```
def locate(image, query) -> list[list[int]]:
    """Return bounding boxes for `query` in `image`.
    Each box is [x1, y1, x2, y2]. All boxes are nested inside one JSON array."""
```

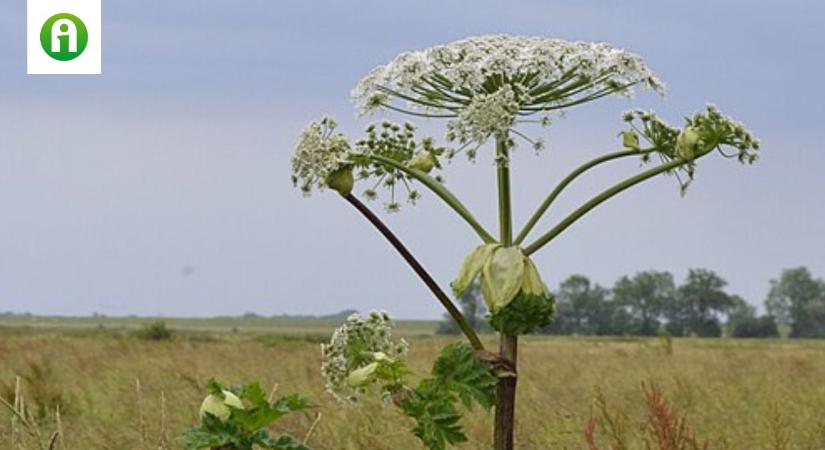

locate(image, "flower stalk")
[[493, 133, 518, 450], [515, 147, 651, 245], [523, 150, 707, 256], [342, 193, 485, 351]]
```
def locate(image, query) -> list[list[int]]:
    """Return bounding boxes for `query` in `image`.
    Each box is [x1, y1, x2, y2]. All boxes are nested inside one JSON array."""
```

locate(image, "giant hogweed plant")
[[291, 35, 760, 450]]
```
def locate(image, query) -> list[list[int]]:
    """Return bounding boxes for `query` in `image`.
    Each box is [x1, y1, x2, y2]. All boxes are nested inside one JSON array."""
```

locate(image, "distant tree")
[[766, 267, 825, 338], [551, 275, 617, 335], [728, 296, 779, 338], [667, 269, 735, 337], [437, 282, 490, 334], [613, 271, 675, 335]]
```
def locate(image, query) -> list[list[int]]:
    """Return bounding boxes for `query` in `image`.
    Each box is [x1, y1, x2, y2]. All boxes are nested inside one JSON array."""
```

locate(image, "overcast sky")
[[1, 1, 823, 318]]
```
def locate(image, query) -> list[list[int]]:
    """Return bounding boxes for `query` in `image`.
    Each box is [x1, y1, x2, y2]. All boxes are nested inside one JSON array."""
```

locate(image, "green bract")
[[481, 247, 525, 312], [451, 244, 500, 297], [325, 167, 355, 195], [453, 245, 549, 313]]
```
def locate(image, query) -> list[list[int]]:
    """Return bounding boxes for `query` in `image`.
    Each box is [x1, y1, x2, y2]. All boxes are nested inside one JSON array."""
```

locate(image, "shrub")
[[135, 321, 173, 341]]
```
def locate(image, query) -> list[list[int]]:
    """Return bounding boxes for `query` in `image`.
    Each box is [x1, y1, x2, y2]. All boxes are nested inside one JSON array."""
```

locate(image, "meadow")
[[2, 319, 825, 450]]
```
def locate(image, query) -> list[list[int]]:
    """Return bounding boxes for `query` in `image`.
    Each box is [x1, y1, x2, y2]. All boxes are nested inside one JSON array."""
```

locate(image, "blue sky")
[[0, 1, 823, 317]]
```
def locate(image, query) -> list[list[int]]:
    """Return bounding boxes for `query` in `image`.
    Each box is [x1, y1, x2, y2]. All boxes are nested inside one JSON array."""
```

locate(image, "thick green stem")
[[342, 193, 485, 351], [523, 156, 695, 256], [493, 135, 518, 450], [366, 154, 496, 244], [514, 148, 648, 245]]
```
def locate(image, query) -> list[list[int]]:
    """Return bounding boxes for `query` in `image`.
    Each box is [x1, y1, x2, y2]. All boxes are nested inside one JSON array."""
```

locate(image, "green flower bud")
[[621, 130, 640, 150], [676, 126, 701, 160], [325, 167, 354, 195], [199, 390, 244, 422], [347, 362, 379, 387], [407, 152, 436, 173]]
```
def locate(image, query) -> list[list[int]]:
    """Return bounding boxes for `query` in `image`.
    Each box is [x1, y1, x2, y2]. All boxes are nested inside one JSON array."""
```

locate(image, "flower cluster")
[[351, 121, 447, 212], [290, 117, 352, 196], [353, 35, 663, 151], [446, 84, 519, 144], [320, 311, 409, 403], [622, 104, 760, 193]]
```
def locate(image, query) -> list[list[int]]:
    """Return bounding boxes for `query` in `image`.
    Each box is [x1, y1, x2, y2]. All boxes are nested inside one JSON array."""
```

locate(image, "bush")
[[730, 316, 779, 338], [135, 321, 173, 341]]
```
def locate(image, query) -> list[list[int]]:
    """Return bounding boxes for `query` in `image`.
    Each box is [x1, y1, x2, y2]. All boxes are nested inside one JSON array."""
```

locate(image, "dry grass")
[[2, 331, 825, 449]]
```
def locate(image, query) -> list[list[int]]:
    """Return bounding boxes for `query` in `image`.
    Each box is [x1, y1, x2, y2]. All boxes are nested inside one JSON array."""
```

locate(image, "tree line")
[[438, 266, 825, 338]]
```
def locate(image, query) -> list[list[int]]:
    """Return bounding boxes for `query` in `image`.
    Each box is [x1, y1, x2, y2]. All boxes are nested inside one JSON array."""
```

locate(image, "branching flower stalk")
[[290, 34, 760, 450], [342, 193, 485, 351]]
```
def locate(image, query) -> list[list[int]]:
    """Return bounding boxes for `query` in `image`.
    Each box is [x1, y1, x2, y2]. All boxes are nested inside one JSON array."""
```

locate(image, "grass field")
[[2, 320, 825, 449]]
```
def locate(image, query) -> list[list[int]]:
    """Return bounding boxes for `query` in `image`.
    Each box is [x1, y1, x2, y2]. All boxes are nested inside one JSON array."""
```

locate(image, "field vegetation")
[[2, 323, 825, 449]]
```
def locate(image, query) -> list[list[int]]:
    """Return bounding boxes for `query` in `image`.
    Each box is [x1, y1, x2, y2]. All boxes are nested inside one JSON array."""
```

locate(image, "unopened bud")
[[325, 167, 354, 195], [347, 362, 379, 387], [621, 130, 640, 150], [199, 390, 244, 422], [676, 127, 701, 160], [407, 152, 436, 173]]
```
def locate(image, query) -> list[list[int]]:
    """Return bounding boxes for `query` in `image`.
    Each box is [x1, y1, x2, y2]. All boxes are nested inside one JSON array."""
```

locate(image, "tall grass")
[[1, 333, 825, 449]]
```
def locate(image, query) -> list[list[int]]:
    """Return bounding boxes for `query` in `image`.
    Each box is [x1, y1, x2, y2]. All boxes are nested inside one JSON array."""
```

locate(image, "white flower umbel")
[[321, 311, 409, 403], [291, 117, 352, 195], [353, 35, 664, 151]]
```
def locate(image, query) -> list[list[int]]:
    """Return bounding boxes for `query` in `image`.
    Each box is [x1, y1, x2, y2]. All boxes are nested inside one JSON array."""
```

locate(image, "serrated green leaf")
[[401, 381, 467, 450], [452, 244, 499, 297], [481, 247, 525, 312], [431, 343, 497, 410]]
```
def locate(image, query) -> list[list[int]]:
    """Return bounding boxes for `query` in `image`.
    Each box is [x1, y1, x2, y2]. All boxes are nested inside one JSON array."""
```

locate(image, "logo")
[[27, 0, 101, 75], [40, 13, 89, 61]]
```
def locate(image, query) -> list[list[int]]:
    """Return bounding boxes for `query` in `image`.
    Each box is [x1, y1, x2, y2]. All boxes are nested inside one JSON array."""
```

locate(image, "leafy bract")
[[481, 246, 525, 312], [451, 244, 500, 297], [521, 258, 549, 297]]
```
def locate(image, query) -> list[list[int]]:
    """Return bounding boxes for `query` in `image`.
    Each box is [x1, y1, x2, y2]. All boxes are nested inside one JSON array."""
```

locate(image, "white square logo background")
[[27, 0, 101, 74]]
